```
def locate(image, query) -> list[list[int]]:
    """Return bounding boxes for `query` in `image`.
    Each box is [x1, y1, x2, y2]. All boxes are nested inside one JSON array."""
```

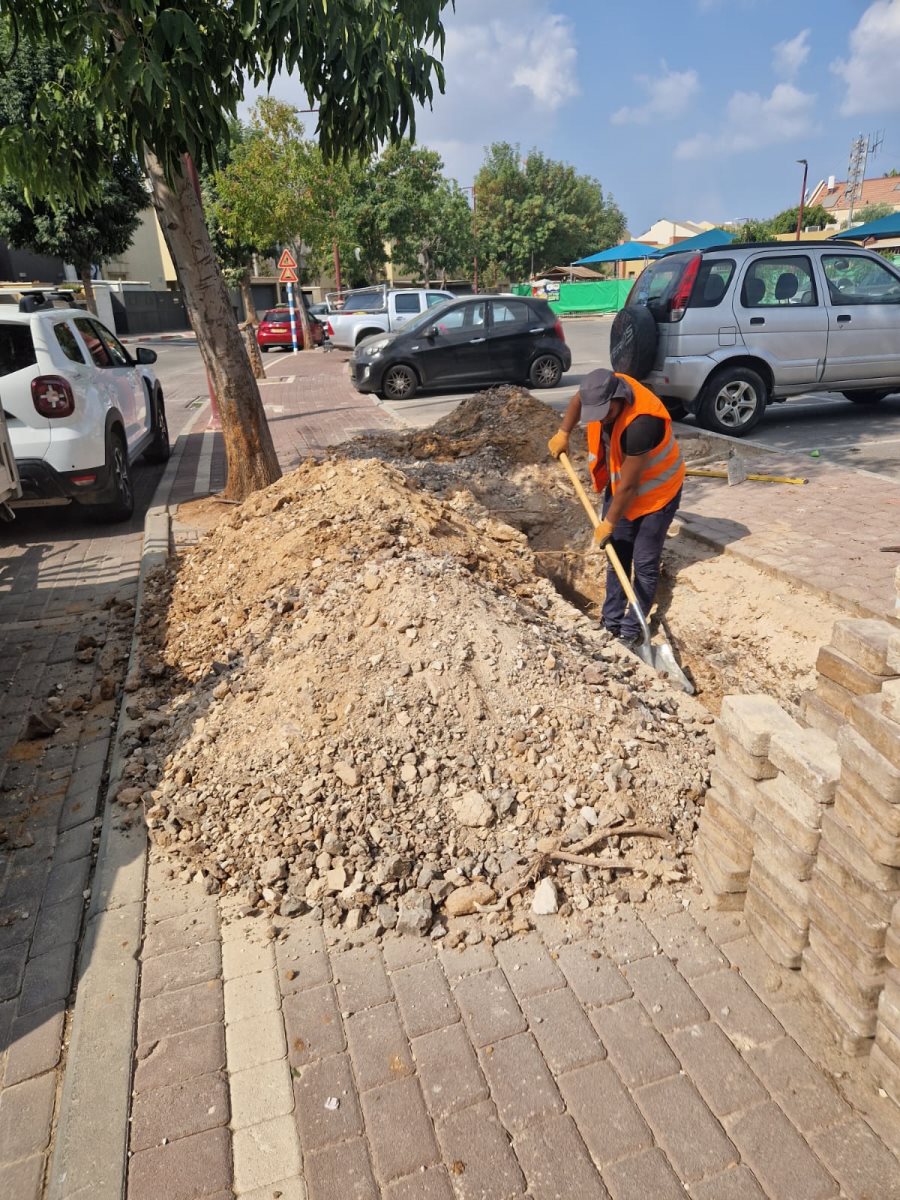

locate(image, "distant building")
[[634, 218, 716, 248], [807, 174, 900, 229], [0, 239, 65, 285], [104, 208, 177, 291]]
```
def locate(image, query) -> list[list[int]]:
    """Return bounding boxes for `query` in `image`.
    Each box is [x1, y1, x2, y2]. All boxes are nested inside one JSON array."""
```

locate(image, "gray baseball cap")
[[579, 369, 632, 424]]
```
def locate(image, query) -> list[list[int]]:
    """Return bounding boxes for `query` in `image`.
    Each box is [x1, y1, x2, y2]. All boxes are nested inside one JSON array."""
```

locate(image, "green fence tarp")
[[511, 280, 632, 313]]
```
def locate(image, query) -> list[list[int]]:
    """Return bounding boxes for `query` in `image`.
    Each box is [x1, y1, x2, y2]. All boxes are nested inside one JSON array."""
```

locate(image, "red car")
[[256, 308, 324, 352]]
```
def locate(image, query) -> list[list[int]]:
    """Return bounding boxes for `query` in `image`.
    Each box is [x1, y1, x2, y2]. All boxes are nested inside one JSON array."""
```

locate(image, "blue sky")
[[264, 1, 900, 238]]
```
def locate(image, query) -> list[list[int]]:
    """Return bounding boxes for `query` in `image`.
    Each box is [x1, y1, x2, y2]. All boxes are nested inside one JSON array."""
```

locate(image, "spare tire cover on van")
[[609, 306, 658, 381]]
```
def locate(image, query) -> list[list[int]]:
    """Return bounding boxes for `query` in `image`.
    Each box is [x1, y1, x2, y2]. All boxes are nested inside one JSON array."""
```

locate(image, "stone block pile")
[[803, 618, 897, 740], [872, 894, 900, 1105], [801, 631, 900, 1055]]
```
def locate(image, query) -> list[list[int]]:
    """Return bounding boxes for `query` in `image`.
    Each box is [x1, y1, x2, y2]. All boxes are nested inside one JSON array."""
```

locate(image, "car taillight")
[[32, 375, 75, 418], [326, 321, 335, 337], [553, 320, 566, 342], [668, 254, 701, 322]]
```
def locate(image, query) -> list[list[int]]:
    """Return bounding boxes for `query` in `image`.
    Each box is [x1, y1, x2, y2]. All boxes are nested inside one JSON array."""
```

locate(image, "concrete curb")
[[47, 418, 198, 1200]]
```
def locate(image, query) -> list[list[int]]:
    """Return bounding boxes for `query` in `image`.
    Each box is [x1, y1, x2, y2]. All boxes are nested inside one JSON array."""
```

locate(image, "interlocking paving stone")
[[743, 1038, 851, 1133], [623, 955, 709, 1033], [589, 998, 681, 1087], [134, 1022, 226, 1093], [592, 909, 659, 963], [558, 1060, 653, 1165], [232, 1115, 302, 1195], [0, 1153, 44, 1200], [142, 906, 219, 959], [642, 909, 728, 978], [809, 1117, 900, 1200], [478, 1031, 565, 1130], [360, 1076, 441, 1182], [30, 895, 84, 957], [522, 986, 607, 1074], [382, 933, 437, 972], [345, 1002, 414, 1091], [275, 922, 332, 994], [390, 959, 458, 1038], [689, 1164, 773, 1199], [453, 967, 527, 1048], [555, 942, 632, 1007], [225, 1010, 287, 1074], [305, 1137, 378, 1200], [668, 1021, 767, 1117], [435, 1099, 526, 1200], [438, 940, 496, 981], [42, 855, 90, 906], [16, 941, 76, 1015], [513, 1113, 609, 1199], [727, 1102, 839, 1200], [221, 937, 275, 980], [692, 970, 784, 1048], [141, 940, 222, 999], [2, 1002, 65, 1085], [332, 944, 392, 1013], [230, 1059, 294, 1130], [293, 1052, 364, 1151], [383, 1164, 455, 1200], [494, 933, 566, 1000], [0, 1070, 56, 1160], [411, 1020, 489, 1119], [633, 1073, 738, 1182], [130, 1071, 230, 1151], [601, 1147, 687, 1200], [138, 978, 224, 1044], [283, 983, 346, 1068], [0, 942, 28, 1001]]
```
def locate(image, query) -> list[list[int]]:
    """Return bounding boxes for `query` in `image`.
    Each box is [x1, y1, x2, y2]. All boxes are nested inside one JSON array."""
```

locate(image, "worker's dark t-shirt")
[[621, 415, 666, 456]]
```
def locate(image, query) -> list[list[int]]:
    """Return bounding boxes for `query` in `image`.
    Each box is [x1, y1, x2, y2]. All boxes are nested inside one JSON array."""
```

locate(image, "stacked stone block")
[[746, 727, 840, 969], [803, 618, 898, 740], [872, 894, 900, 1105], [693, 695, 798, 911], [801, 632, 900, 1056]]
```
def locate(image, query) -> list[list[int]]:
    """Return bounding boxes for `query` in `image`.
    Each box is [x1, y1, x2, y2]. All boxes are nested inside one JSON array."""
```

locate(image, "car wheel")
[[843, 389, 889, 404], [698, 366, 767, 437], [529, 354, 563, 389], [609, 306, 658, 379], [144, 391, 171, 464], [259, 345, 268, 353], [93, 430, 134, 523], [382, 365, 418, 400]]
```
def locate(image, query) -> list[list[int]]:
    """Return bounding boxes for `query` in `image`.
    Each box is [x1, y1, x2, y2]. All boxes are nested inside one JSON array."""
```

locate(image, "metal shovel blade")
[[638, 640, 694, 694]]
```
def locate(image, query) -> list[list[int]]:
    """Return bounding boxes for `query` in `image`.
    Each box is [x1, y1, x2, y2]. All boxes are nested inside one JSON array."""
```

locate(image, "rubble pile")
[[127, 456, 713, 939]]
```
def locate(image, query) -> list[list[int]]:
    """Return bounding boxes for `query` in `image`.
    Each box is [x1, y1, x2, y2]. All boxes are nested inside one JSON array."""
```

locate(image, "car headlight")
[[362, 338, 390, 357]]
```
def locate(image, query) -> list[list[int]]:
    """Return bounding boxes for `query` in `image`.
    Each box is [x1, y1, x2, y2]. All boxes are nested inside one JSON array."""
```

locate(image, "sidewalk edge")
[[47, 421, 196, 1200]]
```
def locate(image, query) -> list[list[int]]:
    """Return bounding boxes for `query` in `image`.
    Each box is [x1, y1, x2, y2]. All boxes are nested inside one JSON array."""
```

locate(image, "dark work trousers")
[[601, 488, 682, 639]]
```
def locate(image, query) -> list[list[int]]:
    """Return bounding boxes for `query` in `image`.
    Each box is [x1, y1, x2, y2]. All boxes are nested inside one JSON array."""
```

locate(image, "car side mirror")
[[426, 325, 440, 339], [135, 347, 157, 365]]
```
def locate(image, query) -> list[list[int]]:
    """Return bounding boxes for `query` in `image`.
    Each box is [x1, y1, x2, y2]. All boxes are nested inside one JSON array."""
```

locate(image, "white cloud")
[[773, 29, 810, 79], [509, 15, 579, 110], [675, 82, 816, 159], [833, 0, 900, 116], [611, 65, 700, 125]]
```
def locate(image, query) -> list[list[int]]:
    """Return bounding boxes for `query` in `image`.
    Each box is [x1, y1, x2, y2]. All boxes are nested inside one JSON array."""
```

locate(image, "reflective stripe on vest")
[[586, 374, 685, 519]]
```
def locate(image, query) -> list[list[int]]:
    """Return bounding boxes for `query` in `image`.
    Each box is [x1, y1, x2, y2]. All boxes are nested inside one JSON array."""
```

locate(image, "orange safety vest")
[[586, 374, 685, 519]]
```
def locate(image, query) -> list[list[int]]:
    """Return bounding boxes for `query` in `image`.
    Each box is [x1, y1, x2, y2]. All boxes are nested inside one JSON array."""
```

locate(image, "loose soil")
[[128, 386, 849, 941]]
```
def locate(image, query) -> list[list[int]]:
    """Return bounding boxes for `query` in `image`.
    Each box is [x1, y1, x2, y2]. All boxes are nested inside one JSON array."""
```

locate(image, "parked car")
[[256, 307, 324, 352], [0, 296, 169, 521], [326, 285, 454, 350], [610, 241, 900, 435], [0, 402, 21, 516], [349, 294, 571, 400]]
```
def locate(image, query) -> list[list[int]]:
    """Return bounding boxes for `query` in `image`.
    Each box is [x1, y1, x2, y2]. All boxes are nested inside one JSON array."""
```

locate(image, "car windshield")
[[263, 311, 290, 323], [402, 300, 455, 333]]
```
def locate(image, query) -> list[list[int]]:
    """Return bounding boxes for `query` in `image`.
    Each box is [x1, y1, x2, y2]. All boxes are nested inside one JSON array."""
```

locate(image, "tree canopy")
[[473, 143, 626, 280]]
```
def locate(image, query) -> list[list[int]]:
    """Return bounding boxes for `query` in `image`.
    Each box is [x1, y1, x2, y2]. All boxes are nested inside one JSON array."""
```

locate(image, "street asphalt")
[[150, 319, 900, 482]]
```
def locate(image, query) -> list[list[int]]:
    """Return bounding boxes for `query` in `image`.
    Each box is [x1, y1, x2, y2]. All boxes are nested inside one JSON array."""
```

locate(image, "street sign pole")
[[286, 282, 299, 353]]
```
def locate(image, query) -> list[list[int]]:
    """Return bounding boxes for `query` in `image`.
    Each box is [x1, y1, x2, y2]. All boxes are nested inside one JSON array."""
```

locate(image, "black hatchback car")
[[348, 294, 571, 400]]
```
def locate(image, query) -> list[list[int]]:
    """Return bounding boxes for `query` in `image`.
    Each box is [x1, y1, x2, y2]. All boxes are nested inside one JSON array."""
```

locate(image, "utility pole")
[[845, 130, 883, 226], [795, 159, 808, 240]]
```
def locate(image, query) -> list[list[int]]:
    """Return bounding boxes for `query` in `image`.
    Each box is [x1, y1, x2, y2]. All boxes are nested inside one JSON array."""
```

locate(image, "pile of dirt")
[[127, 456, 712, 941]]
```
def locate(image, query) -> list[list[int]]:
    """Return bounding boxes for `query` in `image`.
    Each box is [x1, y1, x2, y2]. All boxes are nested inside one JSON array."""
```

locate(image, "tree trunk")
[[144, 149, 280, 500], [79, 265, 97, 316], [241, 323, 266, 380], [290, 262, 314, 352], [239, 269, 258, 325]]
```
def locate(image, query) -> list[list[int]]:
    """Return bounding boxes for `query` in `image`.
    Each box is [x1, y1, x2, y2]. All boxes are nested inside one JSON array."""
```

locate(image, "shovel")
[[557, 452, 694, 695]]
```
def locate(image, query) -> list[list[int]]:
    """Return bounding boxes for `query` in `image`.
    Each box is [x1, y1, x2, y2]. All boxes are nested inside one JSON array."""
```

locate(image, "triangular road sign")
[[278, 248, 298, 269], [279, 266, 299, 284]]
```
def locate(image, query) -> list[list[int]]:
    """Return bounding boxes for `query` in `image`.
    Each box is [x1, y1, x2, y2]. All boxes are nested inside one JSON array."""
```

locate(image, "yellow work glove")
[[593, 519, 615, 549], [547, 429, 570, 459]]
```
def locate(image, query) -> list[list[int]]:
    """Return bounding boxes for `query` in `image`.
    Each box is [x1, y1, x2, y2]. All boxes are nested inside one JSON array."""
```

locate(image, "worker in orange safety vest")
[[548, 367, 685, 647]]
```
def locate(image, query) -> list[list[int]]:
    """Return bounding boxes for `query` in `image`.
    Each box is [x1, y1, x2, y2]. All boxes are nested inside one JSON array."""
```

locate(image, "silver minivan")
[[610, 242, 900, 436]]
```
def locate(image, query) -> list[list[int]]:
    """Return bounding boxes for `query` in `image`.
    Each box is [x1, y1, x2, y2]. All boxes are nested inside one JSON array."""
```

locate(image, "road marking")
[[260, 376, 294, 385], [785, 436, 900, 452], [194, 430, 215, 495], [264, 405, 285, 416]]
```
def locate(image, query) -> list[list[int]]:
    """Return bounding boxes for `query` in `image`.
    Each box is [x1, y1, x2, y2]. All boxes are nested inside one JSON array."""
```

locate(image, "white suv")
[[0, 299, 169, 520]]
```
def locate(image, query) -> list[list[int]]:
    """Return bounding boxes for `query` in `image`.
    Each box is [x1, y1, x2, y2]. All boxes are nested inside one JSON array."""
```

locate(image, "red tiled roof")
[[809, 175, 900, 211]]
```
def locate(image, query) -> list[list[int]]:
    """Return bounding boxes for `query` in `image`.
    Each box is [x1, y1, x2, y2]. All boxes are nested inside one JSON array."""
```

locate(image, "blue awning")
[[831, 212, 900, 240], [573, 240, 658, 265], [652, 228, 735, 256]]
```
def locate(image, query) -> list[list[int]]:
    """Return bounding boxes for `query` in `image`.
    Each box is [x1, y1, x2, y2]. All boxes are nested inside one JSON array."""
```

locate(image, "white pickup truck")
[[325, 285, 454, 350]]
